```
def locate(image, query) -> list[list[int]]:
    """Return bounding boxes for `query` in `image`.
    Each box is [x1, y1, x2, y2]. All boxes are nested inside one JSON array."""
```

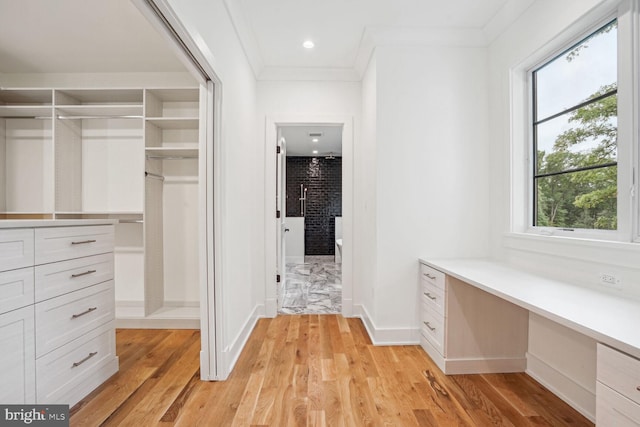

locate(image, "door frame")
[[264, 115, 354, 317], [133, 0, 225, 380]]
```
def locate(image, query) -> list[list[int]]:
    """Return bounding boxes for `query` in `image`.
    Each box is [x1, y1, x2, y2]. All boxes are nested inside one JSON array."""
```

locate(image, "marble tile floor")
[[279, 256, 342, 315]]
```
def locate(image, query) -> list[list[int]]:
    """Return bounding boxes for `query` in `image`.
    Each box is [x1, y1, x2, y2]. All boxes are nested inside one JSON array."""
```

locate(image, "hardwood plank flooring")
[[70, 315, 594, 426]]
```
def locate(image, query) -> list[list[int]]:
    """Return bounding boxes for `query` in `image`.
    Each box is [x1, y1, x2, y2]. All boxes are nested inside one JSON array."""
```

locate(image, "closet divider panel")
[[54, 116, 82, 213], [0, 119, 5, 213], [144, 160, 165, 316]]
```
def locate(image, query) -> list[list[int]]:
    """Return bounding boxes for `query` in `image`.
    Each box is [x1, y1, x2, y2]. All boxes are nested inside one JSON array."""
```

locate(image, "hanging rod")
[[57, 115, 143, 120], [119, 219, 143, 224], [145, 171, 165, 181], [0, 116, 51, 120], [146, 155, 198, 160]]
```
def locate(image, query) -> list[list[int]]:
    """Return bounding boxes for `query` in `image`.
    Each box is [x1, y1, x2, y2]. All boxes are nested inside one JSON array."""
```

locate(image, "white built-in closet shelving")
[[0, 87, 201, 327]]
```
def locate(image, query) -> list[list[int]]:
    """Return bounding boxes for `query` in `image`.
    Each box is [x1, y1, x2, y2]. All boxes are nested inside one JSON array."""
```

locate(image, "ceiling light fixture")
[[312, 138, 319, 142], [303, 40, 315, 49], [312, 150, 318, 154]]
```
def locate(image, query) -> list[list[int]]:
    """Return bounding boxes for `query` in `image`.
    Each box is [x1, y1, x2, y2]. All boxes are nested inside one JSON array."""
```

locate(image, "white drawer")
[[596, 381, 640, 426], [420, 263, 445, 291], [35, 253, 114, 303], [421, 303, 444, 356], [34, 225, 114, 265], [421, 280, 445, 316], [598, 344, 640, 406], [36, 321, 117, 406], [0, 267, 34, 314], [0, 305, 36, 404], [35, 280, 114, 358], [0, 229, 34, 272]]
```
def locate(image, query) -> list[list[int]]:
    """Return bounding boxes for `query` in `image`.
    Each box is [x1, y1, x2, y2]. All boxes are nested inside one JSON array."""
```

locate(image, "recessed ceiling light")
[[312, 150, 318, 154], [312, 138, 319, 143], [303, 40, 315, 49]]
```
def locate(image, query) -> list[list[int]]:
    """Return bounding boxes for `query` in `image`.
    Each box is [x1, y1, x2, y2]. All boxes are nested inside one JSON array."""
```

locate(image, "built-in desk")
[[419, 258, 640, 425]]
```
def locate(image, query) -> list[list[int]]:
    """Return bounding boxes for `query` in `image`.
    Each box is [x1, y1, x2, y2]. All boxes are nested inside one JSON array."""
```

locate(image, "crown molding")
[[483, 0, 536, 44], [223, 0, 265, 79], [258, 66, 360, 82]]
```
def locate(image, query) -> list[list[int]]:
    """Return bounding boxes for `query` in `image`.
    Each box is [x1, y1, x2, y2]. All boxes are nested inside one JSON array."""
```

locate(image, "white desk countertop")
[[420, 258, 640, 360], [0, 220, 117, 229]]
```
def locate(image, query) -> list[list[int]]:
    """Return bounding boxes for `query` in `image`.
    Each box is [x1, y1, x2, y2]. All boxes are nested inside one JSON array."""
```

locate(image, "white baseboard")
[[219, 303, 264, 379], [341, 298, 353, 317], [265, 297, 277, 317], [526, 352, 596, 422], [353, 304, 420, 345]]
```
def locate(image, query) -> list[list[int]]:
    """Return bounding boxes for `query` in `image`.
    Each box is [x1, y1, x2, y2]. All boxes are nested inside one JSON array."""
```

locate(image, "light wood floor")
[[70, 315, 594, 426]]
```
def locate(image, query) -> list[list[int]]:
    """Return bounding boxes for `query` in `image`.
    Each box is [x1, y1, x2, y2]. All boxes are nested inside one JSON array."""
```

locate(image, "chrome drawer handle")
[[71, 239, 96, 245], [71, 307, 97, 319], [423, 321, 436, 331], [423, 292, 436, 300], [423, 273, 436, 280], [71, 269, 97, 278], [637, 386, 640, 392], [72, 352, 98, 368]]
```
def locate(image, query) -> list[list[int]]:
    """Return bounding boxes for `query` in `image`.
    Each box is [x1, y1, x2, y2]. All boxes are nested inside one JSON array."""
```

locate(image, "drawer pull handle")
[[71, 307, 97, 319], [72, 352, 98, 368], [71, 269, 97, 278], [637, 386, 640, 392], [423, 273, 436, 280], [423, 321, 436, 331], [423, 292, 437, 300], [71, 239, 97, 245]]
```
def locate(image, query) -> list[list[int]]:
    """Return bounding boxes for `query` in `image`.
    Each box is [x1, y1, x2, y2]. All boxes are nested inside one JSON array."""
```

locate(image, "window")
[[532, 21, 618, 231]]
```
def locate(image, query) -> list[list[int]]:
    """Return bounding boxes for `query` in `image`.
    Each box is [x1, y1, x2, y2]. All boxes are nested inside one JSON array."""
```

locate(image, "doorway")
[[277, 125, 343, 314]]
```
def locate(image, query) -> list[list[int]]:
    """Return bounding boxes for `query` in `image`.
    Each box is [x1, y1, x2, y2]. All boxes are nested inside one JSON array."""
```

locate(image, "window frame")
[[518, 1, 638, 243]]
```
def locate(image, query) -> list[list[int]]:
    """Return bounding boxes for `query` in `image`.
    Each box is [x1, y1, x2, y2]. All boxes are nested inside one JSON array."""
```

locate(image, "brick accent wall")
[[286, 156, 342, 255]]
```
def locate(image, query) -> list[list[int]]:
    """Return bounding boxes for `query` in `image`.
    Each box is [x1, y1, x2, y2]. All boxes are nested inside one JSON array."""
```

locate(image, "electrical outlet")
[[600, 273, 622, 289]]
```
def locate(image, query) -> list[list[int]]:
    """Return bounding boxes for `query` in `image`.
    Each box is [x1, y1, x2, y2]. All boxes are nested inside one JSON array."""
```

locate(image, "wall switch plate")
[[599, 273, 622, 289]]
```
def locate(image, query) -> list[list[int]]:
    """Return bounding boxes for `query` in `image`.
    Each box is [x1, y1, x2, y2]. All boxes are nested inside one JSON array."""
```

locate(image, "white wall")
[[358, 53, 378, 321], [360, 44, 492, 342], [487, 0, 640, 419], [168, 0, 259, 376]]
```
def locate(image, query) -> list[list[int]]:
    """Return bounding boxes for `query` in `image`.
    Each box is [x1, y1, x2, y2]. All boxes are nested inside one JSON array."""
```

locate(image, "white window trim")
[[509, 0, 639, 243]]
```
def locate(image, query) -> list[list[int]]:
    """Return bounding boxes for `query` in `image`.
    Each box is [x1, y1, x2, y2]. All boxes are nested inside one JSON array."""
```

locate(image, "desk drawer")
[[597, 344, 640, 406], [420, 263, 445, 291], [596, 381, 640, 426], [35, 280, 114, 358], [0, 229, 34, 272], [35, 253, 114, 303], [421, 280, 445, 315], [0, 267, 34, 314], [35, 226, 114, 265], [36, 321, 116, 405], [421, 303, 444, 356]]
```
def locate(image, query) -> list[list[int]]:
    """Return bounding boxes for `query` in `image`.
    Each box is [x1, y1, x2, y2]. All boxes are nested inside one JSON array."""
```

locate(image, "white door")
[[276, 134, 287, 311]]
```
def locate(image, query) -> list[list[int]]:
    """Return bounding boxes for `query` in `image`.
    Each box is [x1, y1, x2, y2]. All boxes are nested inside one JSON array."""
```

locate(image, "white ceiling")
[[281, 125, 342, 157], [0, 0, 532, 78], [228, 0, 533, 79], [0, 0, 185, 73]]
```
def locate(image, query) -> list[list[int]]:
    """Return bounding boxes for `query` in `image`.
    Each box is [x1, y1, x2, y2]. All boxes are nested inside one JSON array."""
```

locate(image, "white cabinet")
[[597, 344, 640, 425], [419, 261, 529, 374], [0, 222, 118, 407]]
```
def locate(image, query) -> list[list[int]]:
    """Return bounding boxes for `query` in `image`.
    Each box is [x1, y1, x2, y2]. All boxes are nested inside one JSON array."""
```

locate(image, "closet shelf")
[[145, 147, 198, 158], [56, 104, 143, 118], [145, 117, 198, 129], [0, 105, 53, 118]]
